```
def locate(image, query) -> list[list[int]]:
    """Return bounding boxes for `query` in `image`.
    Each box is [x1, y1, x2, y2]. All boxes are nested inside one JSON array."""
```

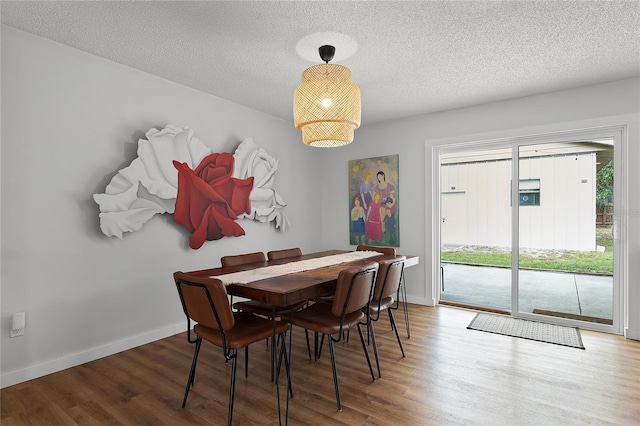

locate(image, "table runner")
[[214, 251, 381, 285]]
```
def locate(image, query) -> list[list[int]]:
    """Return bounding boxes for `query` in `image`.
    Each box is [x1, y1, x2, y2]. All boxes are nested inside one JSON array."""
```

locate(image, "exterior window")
[[519, 179, 540, 206]]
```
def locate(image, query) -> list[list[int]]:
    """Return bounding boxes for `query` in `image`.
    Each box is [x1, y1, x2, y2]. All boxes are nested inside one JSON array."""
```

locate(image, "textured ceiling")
[[2, 1, 639, 125]]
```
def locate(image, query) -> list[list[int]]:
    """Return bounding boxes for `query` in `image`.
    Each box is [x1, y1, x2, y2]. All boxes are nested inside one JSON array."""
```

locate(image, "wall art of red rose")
[[173, 153, 254, 249]]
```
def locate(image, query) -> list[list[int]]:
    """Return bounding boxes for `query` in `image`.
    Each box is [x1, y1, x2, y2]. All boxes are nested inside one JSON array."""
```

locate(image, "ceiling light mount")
[[318, 45, 335, 64], [293, 45, 361, 148]]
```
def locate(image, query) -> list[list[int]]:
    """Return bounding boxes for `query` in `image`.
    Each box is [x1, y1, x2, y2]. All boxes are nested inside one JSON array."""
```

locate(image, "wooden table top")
[[186, 250, 414, 307]]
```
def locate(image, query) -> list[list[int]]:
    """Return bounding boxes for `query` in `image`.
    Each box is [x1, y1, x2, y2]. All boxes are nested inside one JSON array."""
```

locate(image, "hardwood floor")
[[2, 305, 639, 425]]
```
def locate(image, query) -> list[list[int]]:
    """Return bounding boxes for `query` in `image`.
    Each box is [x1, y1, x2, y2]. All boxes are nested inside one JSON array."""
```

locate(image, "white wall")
[[0, 26, 324, 387], [320, 77, 640, 339]]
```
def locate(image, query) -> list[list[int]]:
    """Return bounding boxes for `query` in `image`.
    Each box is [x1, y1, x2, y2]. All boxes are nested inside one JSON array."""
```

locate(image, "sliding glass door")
[[514, 137, 618, 330], [440, 147, 512, 312], [436, 127, 623, 333]]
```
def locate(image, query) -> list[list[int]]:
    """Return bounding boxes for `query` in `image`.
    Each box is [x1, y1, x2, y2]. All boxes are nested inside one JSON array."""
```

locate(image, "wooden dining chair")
[[220, 251, 267, 312], [221, 251, 266, 318], [221, 251, 266, 267], [221, 252, 266, 312], [229, 248, 304, 382], [173, 272, 290, 426], [356, 244, 410, 338], [220, 250, 264, 324], [288, 262, 379, 412], [356, 244, 396, 255], [366, 256, 406, 378], [267, 247, 302, 261]]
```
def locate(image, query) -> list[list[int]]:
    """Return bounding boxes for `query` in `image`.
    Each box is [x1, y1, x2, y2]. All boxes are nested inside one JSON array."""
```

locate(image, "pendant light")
[[293, 45, 361, 147]]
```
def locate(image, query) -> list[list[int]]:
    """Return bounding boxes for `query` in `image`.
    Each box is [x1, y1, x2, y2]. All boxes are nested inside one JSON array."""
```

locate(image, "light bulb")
[[321, 98, 332, 108]]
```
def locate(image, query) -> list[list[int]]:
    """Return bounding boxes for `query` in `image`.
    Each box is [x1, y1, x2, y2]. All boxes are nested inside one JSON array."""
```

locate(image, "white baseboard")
[[624, 326, 640, 341], [0, 321, 186, 389]]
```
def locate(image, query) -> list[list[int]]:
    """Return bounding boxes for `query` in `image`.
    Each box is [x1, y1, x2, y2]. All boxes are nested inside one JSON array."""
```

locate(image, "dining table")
[[187, 249, 418, 308], [185, 249, 418, 425]]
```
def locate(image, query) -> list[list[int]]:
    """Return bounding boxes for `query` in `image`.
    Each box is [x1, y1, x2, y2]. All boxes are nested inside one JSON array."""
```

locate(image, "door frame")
[[430, 123, 628, 334]]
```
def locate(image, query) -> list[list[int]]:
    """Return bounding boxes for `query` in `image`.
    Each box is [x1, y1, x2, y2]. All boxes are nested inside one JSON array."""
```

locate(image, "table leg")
[[400, 269, 410, 338], [275, 318, 293, 426], [271, 306, 276, 382], [286, 316, 293, 425]]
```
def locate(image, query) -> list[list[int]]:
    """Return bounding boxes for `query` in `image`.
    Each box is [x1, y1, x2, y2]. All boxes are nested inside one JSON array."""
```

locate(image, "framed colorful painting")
[[348, 154, 399, 247]]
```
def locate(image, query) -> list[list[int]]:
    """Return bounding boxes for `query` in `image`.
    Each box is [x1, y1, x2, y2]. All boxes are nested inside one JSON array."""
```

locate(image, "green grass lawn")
[[441, 226, 614, 275]]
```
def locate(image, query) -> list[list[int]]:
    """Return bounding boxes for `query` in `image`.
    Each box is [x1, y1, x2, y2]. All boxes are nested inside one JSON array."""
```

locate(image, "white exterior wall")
[[441, 153, 596, 251]]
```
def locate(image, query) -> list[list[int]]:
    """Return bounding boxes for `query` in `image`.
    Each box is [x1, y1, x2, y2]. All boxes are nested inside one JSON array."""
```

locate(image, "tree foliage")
[[596, 160, 613, 212]]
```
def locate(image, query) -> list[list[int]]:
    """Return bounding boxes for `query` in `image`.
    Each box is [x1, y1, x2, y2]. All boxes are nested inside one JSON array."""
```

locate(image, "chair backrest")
[[332, 262, 379, 318], [174, 272, 235, 331], [373, 256, 406, 301], [356, 245, 396, 256], [267, 248, 302, 261], [221, 251, 266, 267]]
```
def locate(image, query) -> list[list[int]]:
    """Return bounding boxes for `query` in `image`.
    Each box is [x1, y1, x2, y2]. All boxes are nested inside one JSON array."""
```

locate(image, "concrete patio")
[[440, 262, 613, 323]]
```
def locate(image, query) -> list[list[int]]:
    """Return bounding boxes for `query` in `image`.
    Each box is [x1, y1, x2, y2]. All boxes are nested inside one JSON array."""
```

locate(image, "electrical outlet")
[[10, 312, 25, 337]]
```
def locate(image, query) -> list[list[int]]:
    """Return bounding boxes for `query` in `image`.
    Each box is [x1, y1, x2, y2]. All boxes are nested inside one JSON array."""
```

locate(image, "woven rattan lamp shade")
[[294, 63, 361, 147]]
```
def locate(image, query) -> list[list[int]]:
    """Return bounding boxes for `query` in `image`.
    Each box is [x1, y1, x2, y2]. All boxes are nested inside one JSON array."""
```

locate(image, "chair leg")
[[245, 346, 249, 378], [368, 321, 381, 378], [319, 333, 326, 359], [328, 338, 342, 412], [305, 329, 312, 360], [275, 337, 282, 425], [388, 310, 406, 357], [182, 337, 202, 408], [275, 332, 293, 399], [228, 350, 238, 426], [287, 323, 294, 420], [315, 332, 325, 360], [356, 324, 376, 382], [274, 333, 290, 425], [287, 322, 294, 404], [270, 334, 276, 382], [401, 271, 411, 338]]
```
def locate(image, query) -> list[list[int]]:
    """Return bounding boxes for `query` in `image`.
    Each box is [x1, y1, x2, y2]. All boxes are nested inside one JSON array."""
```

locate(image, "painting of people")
[[348, 154, 399, 247]]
